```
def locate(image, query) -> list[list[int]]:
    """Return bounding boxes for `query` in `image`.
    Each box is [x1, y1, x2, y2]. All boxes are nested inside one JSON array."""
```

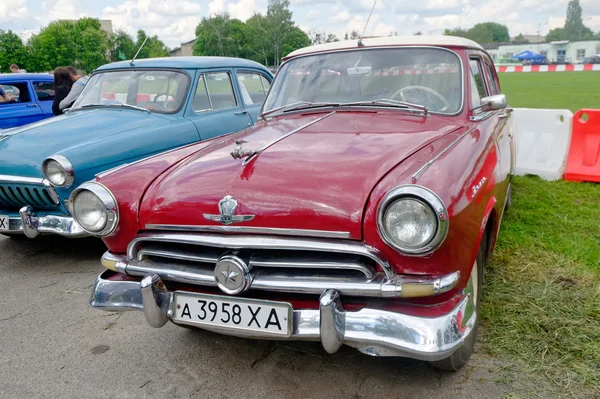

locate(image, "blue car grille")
[[0, 184, 58, 210]]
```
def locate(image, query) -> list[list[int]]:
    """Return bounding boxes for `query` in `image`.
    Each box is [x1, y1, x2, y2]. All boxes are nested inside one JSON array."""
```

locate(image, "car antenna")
[[130, 36, 149, 66], [358, 0, 378, 47]]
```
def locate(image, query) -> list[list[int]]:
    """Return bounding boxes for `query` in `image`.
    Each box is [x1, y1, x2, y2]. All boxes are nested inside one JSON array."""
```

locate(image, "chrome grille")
[[0, 183, 58, 209], [122, 233, 396, 296]]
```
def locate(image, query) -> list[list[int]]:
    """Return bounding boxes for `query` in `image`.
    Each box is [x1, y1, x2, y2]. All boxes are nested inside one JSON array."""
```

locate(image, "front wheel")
[[430, 241, 484, 371]]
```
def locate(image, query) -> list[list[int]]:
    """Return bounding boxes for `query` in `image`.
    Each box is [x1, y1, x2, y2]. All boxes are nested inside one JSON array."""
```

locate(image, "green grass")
[[499, 72, 600, 112], [482, 176, 600, 393]]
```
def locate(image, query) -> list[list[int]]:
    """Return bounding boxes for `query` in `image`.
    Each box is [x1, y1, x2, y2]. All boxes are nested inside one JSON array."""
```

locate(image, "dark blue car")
[[0, 57, 272, 238], [0, 73, 55, 129]]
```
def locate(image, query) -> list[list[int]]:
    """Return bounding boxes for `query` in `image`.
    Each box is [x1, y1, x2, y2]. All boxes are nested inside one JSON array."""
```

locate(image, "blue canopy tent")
[[512, 50, 546, 64]]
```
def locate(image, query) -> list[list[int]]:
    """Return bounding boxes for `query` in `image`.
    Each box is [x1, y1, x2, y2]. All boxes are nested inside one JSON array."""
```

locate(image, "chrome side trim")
[[144, 224, 352, 239], [126, 232, 394, 278], [0, 174, 44, 185], [90, 270, 475, 360], [137, 248, 219, 263], [243, 111, 336, 165], [411, 125, 477, 183]]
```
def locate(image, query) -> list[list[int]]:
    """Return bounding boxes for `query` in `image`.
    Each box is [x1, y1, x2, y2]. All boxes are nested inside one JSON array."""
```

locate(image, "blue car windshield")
[[72, 70, 189, 114]]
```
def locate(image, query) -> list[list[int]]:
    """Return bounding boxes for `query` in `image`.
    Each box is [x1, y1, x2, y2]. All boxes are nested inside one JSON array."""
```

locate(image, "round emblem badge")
[[214, 255, 251, 295]]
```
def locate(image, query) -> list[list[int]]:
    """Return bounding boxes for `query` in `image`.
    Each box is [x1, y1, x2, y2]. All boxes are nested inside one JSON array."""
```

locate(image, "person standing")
[[52, 67, 74, 116], [59, 67, 89, 111]]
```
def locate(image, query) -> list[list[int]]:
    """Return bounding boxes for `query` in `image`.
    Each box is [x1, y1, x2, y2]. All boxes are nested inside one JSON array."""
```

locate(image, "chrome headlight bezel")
[[42, 154, 74, 188], [376, 185, 449, 256], [69, 182, 119, 237]]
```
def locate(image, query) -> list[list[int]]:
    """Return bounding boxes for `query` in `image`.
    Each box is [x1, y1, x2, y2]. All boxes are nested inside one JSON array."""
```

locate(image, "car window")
[[469, 59, 488, 111], [482, 62, 499, 95], [263, 48, 462, 115], [33, 81, 55, 101], [205, 72, 237, 110], [72, 70, 189, 114], [0, 83, 30, 104], [237, 72, 270, 105], [193, 72, 237, 112]]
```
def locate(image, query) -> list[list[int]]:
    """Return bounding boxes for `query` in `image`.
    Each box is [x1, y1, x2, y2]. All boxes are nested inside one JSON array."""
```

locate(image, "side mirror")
[[479, 94, 507, 112]]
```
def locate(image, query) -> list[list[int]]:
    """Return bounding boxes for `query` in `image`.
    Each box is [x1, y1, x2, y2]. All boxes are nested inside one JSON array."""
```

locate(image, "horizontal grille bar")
[[128, 232, 393, 278]]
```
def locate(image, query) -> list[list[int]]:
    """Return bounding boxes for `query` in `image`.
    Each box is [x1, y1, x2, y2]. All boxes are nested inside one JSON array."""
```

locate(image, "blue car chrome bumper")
[[1, 206, 87, 238]]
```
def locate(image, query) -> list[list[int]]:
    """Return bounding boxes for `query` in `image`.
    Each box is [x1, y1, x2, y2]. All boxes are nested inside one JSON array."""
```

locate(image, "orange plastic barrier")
[[137, 93, 151, 103], [564, 109, 600, 183]]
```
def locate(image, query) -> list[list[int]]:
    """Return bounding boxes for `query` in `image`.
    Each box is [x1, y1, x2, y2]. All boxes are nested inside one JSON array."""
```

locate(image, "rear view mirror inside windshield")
[[347, 66, 372, 76]]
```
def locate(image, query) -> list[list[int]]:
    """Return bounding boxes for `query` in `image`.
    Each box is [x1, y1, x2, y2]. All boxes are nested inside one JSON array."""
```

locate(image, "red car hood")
[[140, 111, 461, 239]]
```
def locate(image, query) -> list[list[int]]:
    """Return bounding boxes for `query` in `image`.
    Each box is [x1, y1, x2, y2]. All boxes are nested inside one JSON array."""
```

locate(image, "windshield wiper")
[[73, 103, 152, 113], [342, 99, 428, 114], [261, 101, 341, 118]]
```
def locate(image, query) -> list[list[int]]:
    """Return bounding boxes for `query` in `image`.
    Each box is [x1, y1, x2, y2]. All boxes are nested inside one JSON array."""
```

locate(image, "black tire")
[[430, 239, 485, 371]]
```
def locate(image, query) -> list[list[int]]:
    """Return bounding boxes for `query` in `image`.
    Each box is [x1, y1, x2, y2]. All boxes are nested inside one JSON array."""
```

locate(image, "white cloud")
[[209, 0, 226, 16], [228, 0, 259, 20], [42, 0, 85, 21], [330, 9, 351, 24], [0, 0, 27, 22], [305, 10, 321, 21]]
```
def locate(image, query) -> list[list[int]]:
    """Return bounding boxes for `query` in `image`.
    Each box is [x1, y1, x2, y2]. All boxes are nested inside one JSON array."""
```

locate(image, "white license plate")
[[0, 215, 8, 231], [173, 292, 293, 337]]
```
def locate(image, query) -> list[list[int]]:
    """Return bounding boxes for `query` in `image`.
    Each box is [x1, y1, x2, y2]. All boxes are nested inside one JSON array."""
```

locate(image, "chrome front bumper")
[[2, 205, 87, 238], [91, 270, 476, 361]]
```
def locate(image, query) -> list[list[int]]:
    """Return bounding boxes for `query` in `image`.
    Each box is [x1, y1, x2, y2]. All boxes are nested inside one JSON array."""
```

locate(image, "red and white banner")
[[496, 64, 600, 73]]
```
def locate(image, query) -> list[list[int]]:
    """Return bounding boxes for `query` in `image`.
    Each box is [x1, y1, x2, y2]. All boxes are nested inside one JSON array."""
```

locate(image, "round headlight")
[[42, 155, 74, 187], [73, 191, 107, 232], [70, 182, 118, 236], [377, 185, 448, 255]]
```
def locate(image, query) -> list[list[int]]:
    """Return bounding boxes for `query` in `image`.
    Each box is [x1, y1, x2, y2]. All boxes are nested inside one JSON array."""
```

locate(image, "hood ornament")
[[231, 139, 256, 160], [203, 195, 255, 225]]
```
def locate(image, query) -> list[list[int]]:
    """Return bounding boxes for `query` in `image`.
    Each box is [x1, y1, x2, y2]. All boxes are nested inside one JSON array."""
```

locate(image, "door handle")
[[235, 110, 248, 115], [26, 104, 38, 108]]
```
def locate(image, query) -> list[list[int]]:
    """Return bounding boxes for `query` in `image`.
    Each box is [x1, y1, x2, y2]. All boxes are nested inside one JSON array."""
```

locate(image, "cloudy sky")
[[2, 0, 600, 48]]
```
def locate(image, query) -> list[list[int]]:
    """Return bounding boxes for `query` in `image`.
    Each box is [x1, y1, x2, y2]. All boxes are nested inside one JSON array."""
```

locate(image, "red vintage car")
[[77, 36, 514, 370]]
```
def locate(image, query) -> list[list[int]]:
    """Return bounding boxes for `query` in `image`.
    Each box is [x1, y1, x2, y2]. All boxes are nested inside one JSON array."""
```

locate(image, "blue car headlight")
[[42, 155, 74, 187]]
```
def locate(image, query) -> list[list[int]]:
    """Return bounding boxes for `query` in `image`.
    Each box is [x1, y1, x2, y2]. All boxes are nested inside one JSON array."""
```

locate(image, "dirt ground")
[[0, 235, 538, 399]]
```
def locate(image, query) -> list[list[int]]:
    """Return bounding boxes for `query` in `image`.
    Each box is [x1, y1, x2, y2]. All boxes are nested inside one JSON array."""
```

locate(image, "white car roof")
[[286, 36, 484, 59]]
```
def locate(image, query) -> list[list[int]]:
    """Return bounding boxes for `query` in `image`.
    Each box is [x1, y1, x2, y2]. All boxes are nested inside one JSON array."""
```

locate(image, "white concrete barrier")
[[513, 108, 573, 181]]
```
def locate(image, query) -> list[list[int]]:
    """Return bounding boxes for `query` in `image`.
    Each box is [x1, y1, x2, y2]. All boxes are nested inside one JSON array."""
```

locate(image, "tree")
[[0, 30, 28, 73], [281, 26, 311, 56], [135, 30, 169, 59], [309, 30, 339, 45], [245, 14, 271, 65], [513, 33, 528, 42], [73, 18, 110, 73], [444, 23, 509, 44], [266, 0, 294, 67], [565, 0, 584, 40], [344, 30, 360, 40], [546, 27, 566, 42], [414, 31, 423, 36], [111, 30, 136, 61]]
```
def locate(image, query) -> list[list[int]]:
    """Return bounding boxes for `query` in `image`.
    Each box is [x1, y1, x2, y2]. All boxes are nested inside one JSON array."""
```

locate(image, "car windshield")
[[263, 48, 462, 115], [72, 70, 189, 114]]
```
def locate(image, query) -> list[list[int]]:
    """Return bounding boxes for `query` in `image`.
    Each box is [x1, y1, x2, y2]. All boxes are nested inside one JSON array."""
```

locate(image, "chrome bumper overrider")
[[2, 206, 88, 238], [90, 270, 476, 361]]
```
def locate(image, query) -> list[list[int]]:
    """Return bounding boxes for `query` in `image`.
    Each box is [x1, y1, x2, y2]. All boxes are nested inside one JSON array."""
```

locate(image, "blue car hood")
[[0, 109, 173, 177]]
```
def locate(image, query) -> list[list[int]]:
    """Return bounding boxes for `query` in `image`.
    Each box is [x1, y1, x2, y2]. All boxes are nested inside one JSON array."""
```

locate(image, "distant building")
[[170, 38, 196, 57], [487, 39, 600, 63]]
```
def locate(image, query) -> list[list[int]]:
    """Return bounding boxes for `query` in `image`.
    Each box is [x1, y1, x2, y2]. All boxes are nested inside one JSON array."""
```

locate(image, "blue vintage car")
[[0, 57, 272, 238], [0, 73, 55, 129]]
